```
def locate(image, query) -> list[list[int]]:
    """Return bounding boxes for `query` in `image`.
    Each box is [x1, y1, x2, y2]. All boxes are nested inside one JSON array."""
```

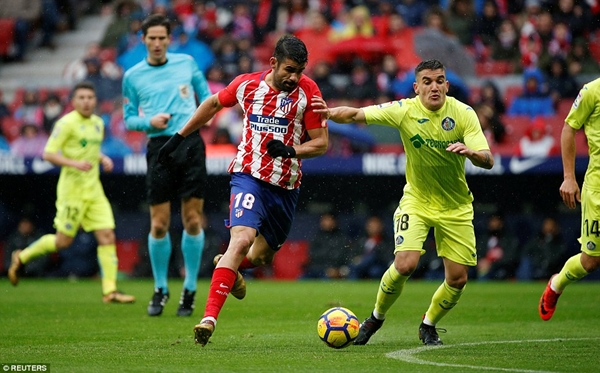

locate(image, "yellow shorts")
[[393, 197, 477, 266], [54, 194, 115, 237], [579, 185, 600, 257]]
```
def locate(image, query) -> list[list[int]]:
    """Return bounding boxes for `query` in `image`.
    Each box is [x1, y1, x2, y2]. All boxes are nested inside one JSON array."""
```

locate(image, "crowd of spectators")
[[2, 0, 600, 158]]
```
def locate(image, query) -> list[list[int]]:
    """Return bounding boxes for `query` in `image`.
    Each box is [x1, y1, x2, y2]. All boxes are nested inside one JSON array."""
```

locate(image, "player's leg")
[[147, 202, 172, 315], [355, 200, 429, 345], [194, 225, 257, 346], [84, 195, 134, 304], [178, 197, 205, 316], [9, 198, 79, 286], [420, 204, 475, 345], [540, 185, 600, 320]]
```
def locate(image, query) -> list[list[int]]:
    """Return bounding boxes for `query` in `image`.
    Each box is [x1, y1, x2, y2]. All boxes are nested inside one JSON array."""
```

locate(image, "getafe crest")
[[441, 117, 455, 131]]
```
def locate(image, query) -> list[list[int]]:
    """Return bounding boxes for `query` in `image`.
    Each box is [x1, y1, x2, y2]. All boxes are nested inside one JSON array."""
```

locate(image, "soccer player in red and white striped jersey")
[[158, 34, 329, 346]]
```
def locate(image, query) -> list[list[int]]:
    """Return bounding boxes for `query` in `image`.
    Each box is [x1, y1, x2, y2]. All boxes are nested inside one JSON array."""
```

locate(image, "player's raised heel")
[[103, 291, 136, 304], [354, 314, 384, 345], [194, 321, 215, 347], [8, 250, 23, 286], [213, 254, 247, 300]]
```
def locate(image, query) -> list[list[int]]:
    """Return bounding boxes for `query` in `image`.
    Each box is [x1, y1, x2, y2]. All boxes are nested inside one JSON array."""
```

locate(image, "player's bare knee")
[[394, 261, 417, 276]]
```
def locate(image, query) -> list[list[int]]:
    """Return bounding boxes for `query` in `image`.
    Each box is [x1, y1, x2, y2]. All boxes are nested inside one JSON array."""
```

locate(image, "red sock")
[[203, 267, 237, 320], [238, 257, 256, 270]]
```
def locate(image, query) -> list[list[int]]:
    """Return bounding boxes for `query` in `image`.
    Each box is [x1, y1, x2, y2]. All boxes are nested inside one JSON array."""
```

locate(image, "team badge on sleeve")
[[441, 117, 456, 131]]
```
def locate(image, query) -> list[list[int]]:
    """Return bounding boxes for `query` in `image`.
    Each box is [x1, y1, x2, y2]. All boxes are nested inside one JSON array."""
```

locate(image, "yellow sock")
[[19, 235, 57, 264], [553, 254, 589, 293], [98, 244, 118, 295], [425, 281, 464, 325], [374, 264, 410, 317]]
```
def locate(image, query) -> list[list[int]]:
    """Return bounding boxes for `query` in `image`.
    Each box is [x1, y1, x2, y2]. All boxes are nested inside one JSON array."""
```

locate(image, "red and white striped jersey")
[[217, 70, 325, 190]]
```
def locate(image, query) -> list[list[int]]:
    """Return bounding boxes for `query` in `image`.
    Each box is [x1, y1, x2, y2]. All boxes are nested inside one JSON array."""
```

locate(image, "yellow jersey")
[[45, 110, 105, 200], [565, 78, 600, 191], [363, 96, 489, 210]]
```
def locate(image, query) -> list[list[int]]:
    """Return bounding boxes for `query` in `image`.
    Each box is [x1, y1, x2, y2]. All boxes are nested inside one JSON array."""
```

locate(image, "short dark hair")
[[273, 34, 308, 65], [72, 81, 96, 95], [141, 14, 171, 36], [415, 59, 445, 76]]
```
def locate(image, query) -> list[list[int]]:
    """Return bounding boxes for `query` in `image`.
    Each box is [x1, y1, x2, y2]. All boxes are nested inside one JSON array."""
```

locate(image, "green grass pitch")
[[1, 278, 599, 373]]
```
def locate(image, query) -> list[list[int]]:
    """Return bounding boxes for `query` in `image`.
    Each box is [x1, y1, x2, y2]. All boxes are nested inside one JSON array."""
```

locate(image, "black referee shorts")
[[146, 131, 207, 205]]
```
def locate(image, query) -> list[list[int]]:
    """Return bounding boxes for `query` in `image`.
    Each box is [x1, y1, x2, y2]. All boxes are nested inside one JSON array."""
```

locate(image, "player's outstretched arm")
[[179, 94, 223, 137], [157, 94, 223, 164], [311, 96, 366, 124]]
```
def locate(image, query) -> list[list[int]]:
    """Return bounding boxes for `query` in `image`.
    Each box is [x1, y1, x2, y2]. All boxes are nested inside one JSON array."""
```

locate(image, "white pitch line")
[[385, 337, 600, 373]]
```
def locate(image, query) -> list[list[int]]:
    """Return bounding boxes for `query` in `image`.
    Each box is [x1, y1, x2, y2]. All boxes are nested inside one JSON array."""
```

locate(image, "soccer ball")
[[317, 307, 360, 349]]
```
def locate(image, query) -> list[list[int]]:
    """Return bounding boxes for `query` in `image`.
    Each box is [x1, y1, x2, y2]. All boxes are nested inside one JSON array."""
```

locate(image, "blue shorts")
[[226, 172, 299, 251]]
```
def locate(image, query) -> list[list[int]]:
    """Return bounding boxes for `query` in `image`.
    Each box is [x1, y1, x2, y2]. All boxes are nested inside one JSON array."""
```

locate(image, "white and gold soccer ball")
[[317, 307, 360, 349]]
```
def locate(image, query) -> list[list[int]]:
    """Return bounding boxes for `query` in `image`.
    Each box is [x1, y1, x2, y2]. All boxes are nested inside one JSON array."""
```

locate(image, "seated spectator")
[[413, 6, 475, 78], [330, 5, 375, 42], [489, 18, 521, 72], [213, 36, 241, 82], [63, 42, 122, 86], [227, 2, 254, 40], [294, 10, 334, 75], [475, 80, 506, 116], [205, 65, 226, 94], [476, 213, 520, 280], [523, 216, 567, 280], [474, 0, 504, 47], [475, 103, 506, 146], [348, 215, 389, 280], [116, 10, 144, 56], [82, 57, 121, 102], [310, 61, 339, 101], [100, 0, 138, 49], [0, 0, 41, 62], [169, 27, 214, 73], [14, 90, 43, 128], [546, 56, 579, 110], [3, 216, 50, 277], [396, 0, 429, 27], [10, 123, 49, 157], [513, 116, 560, 158], [39, 0, 59, 50], [345, 61, 378, 105], [447, 0, 475, 46], [507, 68, 555, 117], [302, 212, 352, 279], [567, 38, 600, 75], [41, 93, 64, 134], [0, 89, 10, 126]]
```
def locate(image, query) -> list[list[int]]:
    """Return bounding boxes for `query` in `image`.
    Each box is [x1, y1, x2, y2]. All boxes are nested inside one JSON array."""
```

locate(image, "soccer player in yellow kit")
[[539, 78, 600, 320], [8, 81, 135, 304], [314, 59, 494, 345]]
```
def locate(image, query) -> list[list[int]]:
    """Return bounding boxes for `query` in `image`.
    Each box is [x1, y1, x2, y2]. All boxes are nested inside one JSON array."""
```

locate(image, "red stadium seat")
[[272, 240, 309, 280], [2, 116, 21, 142], [476, 60, 514, 76], [0, 18, 15, 56]]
